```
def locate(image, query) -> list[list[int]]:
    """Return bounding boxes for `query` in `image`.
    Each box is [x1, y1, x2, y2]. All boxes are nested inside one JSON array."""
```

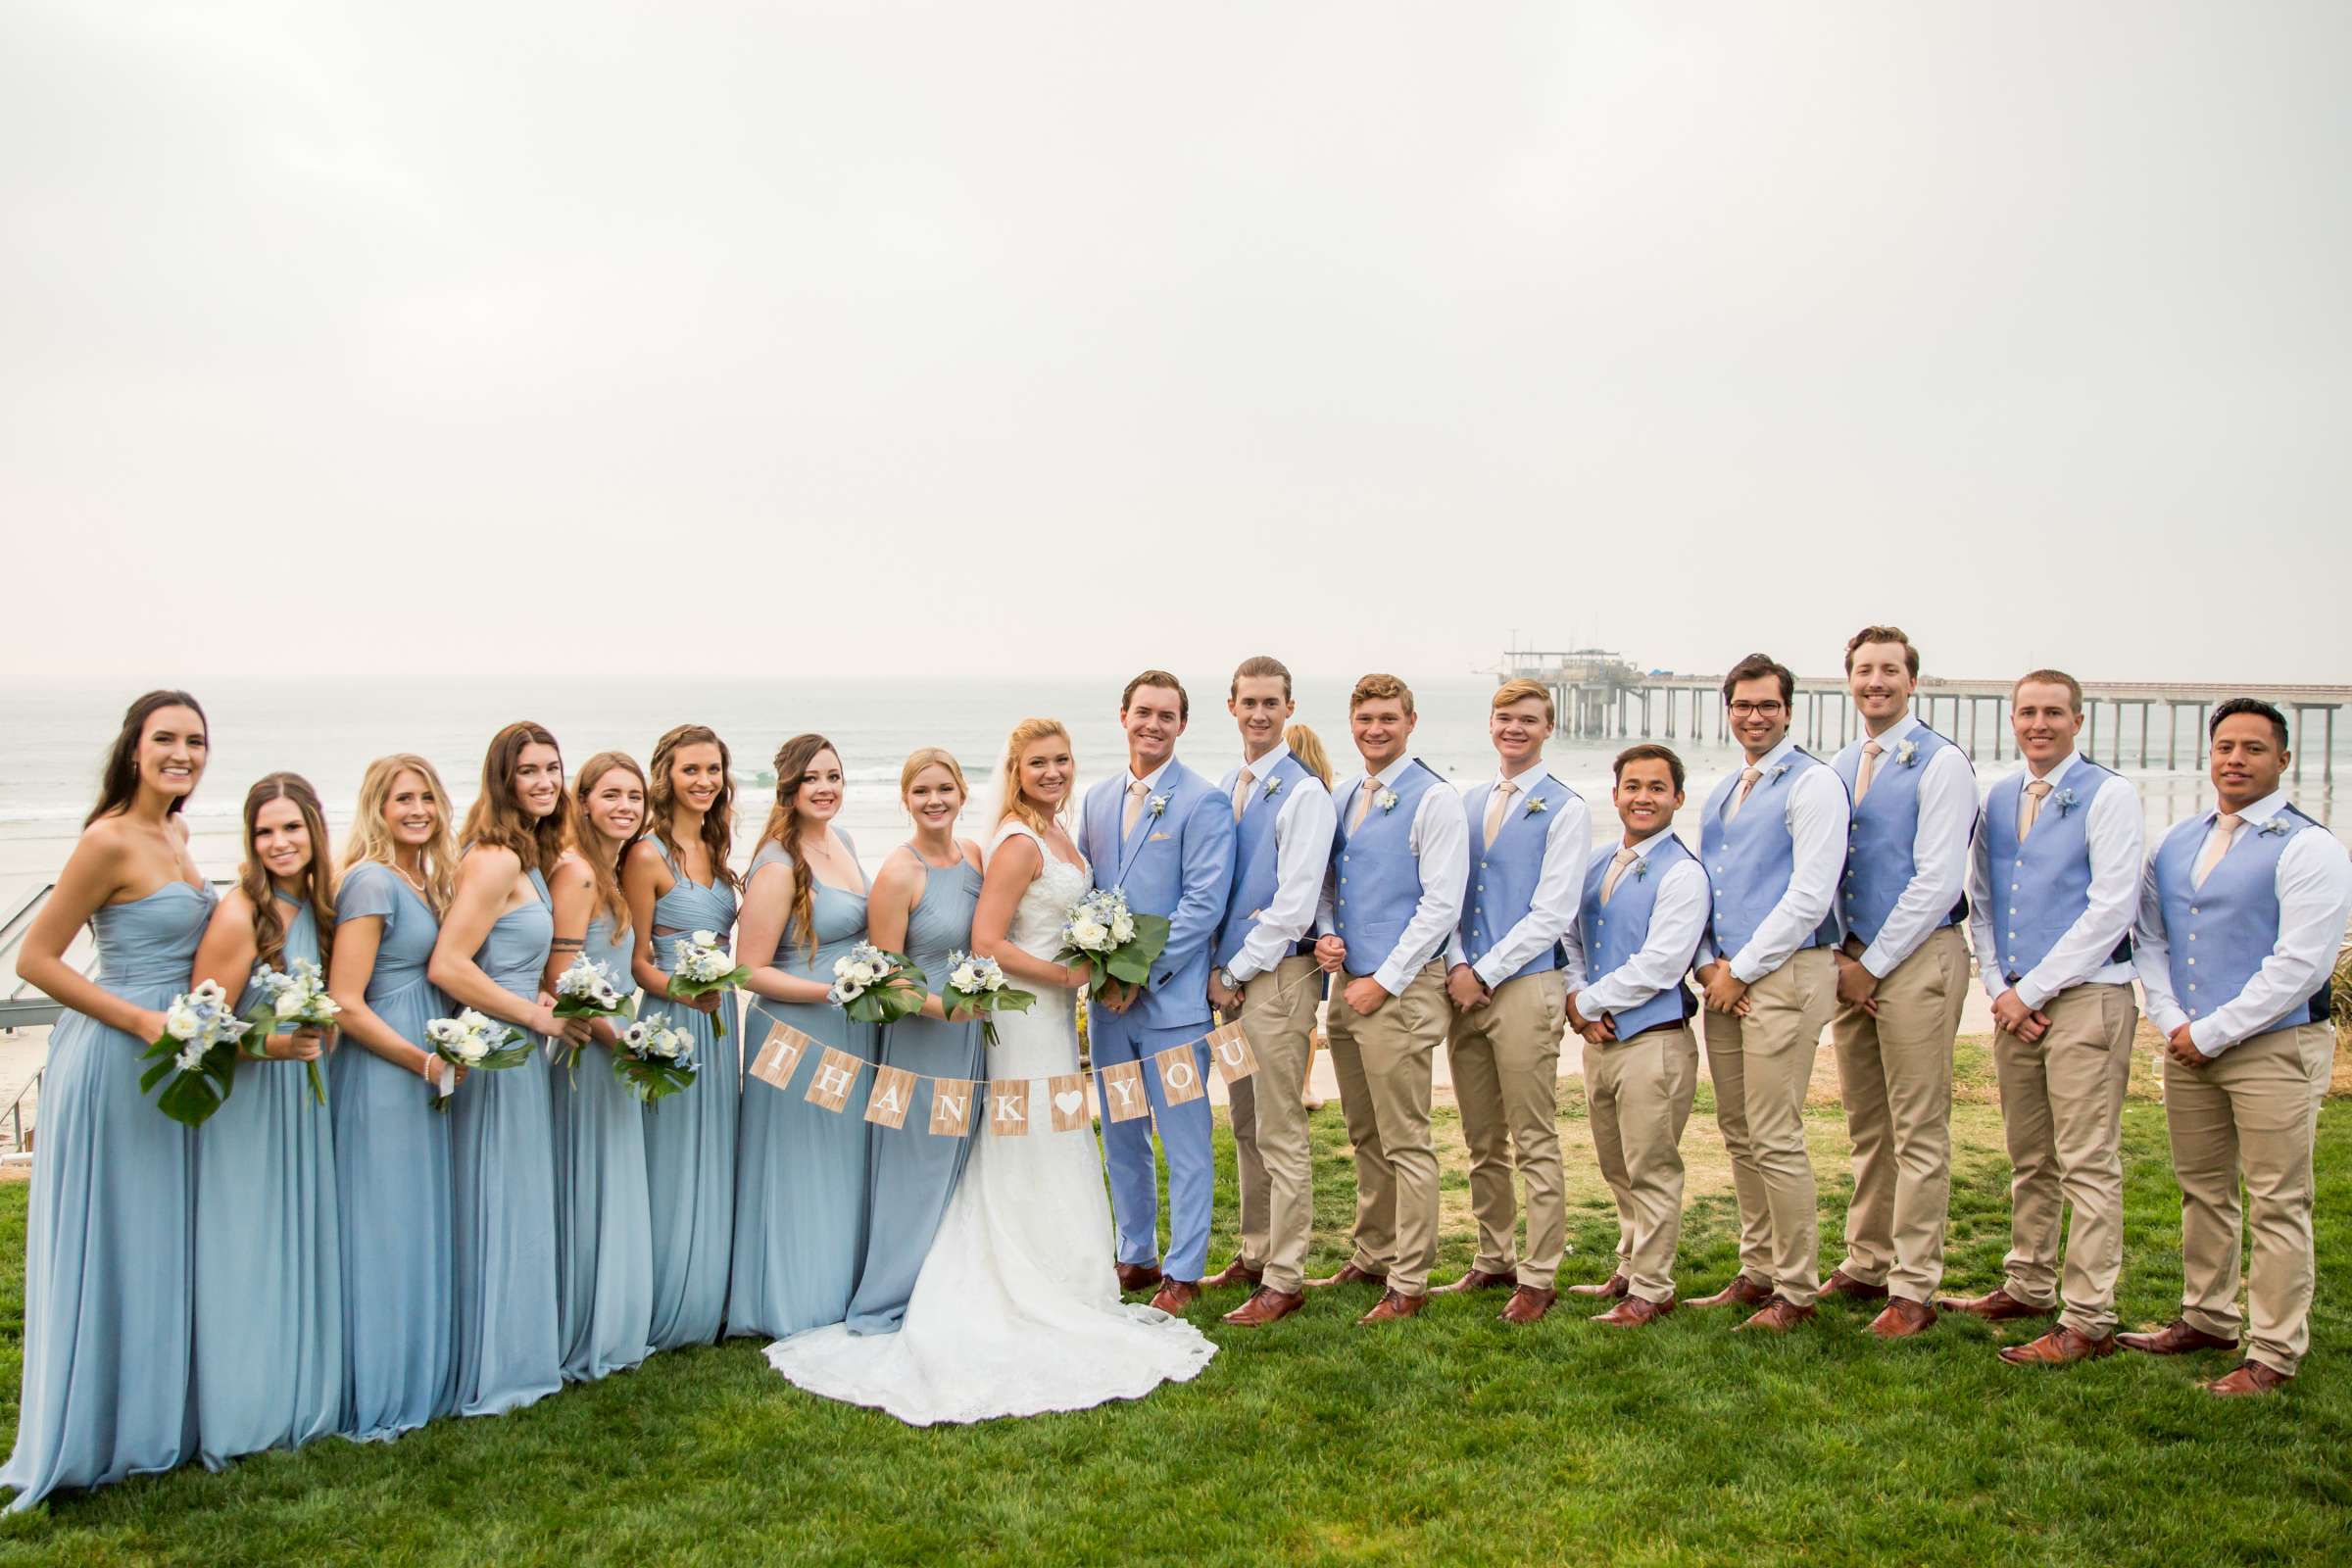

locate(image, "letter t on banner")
[[1155, 1043, 1206, 1106], [804, 1048, 864, 1113], [863, 1064, 916, 1129], [1098, 1059, 1151, 1123], [750, 1022, 810, 1090], [1207, 1022, 1258, 1084], [988, 1080, 1031, 1137]]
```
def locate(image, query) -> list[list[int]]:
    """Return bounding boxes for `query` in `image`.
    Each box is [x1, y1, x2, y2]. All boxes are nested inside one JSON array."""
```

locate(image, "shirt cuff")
[[2187, 1016, 2233, 1058], [1368, 960, 1406, 998], [1728, 949, 1766, 986], [1858, 940, 1899, 980], [2142, 1000, 2188, 1039], [2014, 974, 2054, 1010]]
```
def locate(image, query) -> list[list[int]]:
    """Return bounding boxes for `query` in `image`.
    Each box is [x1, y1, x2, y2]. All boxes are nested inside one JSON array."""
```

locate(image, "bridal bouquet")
[[422, 1007, 532, 1112], [826, 942, 929, 1024], [665, 930, 752, 1037], [1054, 887, 1170, 999], [243, 956, 338, 1105], [139, 978, 248, 1126], [612, 1016, 697, 1106], [942, 950, 1037, 1049], [552, 955, 631, 1024]]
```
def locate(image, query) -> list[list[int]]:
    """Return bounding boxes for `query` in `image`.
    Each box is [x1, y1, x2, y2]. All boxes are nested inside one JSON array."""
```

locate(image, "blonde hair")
[[568, 752, 647, 937], [342, 754, 460, 915], [1491, 678, 1554, 723], [994, 718, 1073, 840], [901, 747, 970, 808], [1348, 672, 1415, 714], [1283, 723, 1335, 790]]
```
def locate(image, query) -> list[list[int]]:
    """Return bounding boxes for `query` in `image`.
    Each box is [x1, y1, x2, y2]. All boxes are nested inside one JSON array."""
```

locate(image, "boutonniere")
[[1635, 859, 1649, 883], [1768, 763, 1791, 784], [1524, 795, 1548, 817], [1894, 740, 1919, 768], [2054, 787, 2081, 816], [2258, 817, 2289, 838], [1377, 788, 1400, 814], [1148, 794, 1168, 819], [1262, 776, 1285, 801]]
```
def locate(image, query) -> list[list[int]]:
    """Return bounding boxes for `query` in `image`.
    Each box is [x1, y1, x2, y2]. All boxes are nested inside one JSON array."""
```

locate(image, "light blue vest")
[[1837, 723, 1970, 948], [1579, 835, 1703, 1038], [1215, 751, 1318, 969], [2152, 805, 2331, 1036], [1699, 747, 1840, 963], [1457, 772, 1579, 984], [1980, 758, 2132, 985], [1331, 760, 1447, 978]]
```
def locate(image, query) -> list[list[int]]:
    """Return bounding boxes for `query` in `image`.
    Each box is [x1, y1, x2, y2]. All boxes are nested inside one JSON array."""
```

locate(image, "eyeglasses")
[[1727, 701, 1787, 717]]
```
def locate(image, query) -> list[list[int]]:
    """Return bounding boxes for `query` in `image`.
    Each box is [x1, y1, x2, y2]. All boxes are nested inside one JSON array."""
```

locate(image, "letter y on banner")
[[1207, 1021, 1258, 1084], [750, 1022, 811, 1090], [1155, 1043, 1206, 1106], [1099, 1058, 1151, 1123]]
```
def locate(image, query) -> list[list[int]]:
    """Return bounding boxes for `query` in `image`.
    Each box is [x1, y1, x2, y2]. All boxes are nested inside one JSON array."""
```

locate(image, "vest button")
[[2188, 934, 2197, 942], [2186, 958, 2195, 966]]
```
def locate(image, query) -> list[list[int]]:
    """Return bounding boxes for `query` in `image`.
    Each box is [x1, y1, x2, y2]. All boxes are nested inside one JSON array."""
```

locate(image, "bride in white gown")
[[762, 718, 1216, 1423]]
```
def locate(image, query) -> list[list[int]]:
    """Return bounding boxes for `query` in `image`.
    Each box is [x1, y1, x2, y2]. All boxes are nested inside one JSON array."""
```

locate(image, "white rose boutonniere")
[[1524, 795, 1548, 817], [1895, 740, 1919, 768], [1376, 788, 1400, 813], [1148, 794, 1168, 819], [2258, 816, 2290, 838], [1262, 776, 1285, 800]]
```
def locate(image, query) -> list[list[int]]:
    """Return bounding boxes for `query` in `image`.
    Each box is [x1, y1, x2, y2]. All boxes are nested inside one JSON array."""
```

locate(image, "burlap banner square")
[[1047, 1072, 1090, 1132], [1098, 1058, 1151, 1123], [1207, 1021, 1258, 1084], [803, 1047, 864, 1113], [750, 1021, 812, 1090], [863, 1064, 917, 1129], [988, 1079, 1031, 1137], [928, 1077, 975, 1136], [1154, 1043, 1206, 1106]]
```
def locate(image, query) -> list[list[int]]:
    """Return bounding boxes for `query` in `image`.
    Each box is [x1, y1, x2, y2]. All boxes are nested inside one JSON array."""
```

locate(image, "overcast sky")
[[5, 2, 2348, 687]]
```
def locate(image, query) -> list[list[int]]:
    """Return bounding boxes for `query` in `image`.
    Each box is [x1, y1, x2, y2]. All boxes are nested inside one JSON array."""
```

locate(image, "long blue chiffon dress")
[[551, 912, 654, 1381], [643, 844, 740, 1350]]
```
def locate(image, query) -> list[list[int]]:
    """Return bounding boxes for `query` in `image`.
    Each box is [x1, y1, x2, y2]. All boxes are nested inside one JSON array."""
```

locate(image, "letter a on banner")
[[1154, 1044, 1206, 1106], [804, 1047, 863, 1113], [863, 1064, 916, 1129], [928, 1078, 974, 1136], [988, 1080, 1030, 1137], [1047, 1072, 1090, 1133], [1098, 1058, 1151, 1123], [1207, 1021, 1258, 1084], [750, 1022, 811, 1090]]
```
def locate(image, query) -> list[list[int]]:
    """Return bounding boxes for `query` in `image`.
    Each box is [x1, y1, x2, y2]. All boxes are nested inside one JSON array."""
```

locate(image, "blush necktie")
[[2018, 778, 2053, 840], [1599, 845, 1641, 906], [1481, 779, 1518, 851], [1231, 768, 1253, 823], [2191, 812, 2243, 889], [1348, 779, 1376, 833], [1724, 766, 1762, 822], [1122, 777, 1151, 837], [1854, 741, 1884, 805]]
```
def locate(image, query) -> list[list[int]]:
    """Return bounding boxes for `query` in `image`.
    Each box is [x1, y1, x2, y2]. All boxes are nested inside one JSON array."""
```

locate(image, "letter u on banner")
[[928, 1078, 974, 1136], [1098, 1058, 1151, 1123], [988, 1079, 1030, 1137], [864, 1064, 916, 1129], [804, 1047, 863, 1113], [1047, 1072, 1090, 1133], [750, 1022, 811, 1090], [1155, 1043, 1206, 1106], [1207, 1021, 1257, 1084]]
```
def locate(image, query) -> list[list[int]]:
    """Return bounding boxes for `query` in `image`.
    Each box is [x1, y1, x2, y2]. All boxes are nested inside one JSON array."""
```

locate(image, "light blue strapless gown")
[[643, 845, 740, 1350], [327, 861, 457, 1440], [727, 838, 876, 1341], [845, 856, 984, 1335], [448, 862, 562, 1417], [551, 913, 653, 1381], [3, 880, 211, 1512], [194, 895, 343, 1468]]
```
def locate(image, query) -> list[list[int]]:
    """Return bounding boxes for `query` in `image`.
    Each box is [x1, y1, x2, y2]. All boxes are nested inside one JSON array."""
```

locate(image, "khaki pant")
[[1703, 947, 1834, 1307], [1830, 925, 1967, 1301], [2164, 1020, 2330, 1377], [1226, 956, 1324, 1295], [1989, 982, 2135, 1338], [1325, 961, 1448, 1296], [1447, 969, 1569, 1289], [1587, 1020, 1698, 1303]]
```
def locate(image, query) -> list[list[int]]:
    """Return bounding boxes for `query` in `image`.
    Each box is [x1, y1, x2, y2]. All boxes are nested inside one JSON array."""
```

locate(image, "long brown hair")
[[459, 721, 572, 876], [239, 772, 338, 973], [994, 717, 1073, 840], [758, 733, 837, 963], [648, 723, 739, 892], [341, 754, 461, 914], [86, 689, 209, 827], [568, 752, 646, 938]]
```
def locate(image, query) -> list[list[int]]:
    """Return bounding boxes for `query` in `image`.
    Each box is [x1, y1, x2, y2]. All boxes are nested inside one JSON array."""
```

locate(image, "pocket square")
[[1149, 831, 1173, 842]]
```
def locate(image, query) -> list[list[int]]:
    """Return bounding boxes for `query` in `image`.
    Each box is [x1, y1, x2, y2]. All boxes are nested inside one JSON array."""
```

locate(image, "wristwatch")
[[1214, 965, 1240, 993]]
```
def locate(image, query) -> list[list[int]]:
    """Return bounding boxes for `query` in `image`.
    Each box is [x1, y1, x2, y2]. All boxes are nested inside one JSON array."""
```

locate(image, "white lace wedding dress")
[[761, 821, 1216, 1423]]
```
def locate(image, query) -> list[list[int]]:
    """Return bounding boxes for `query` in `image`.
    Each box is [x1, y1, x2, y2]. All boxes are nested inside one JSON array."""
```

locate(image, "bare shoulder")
[[458, 844, 521, 888], [622, 837, 669, 872], [871, 847, 923, 902], [956, 837, 984, 872], [212, 884, 257, 926], [548, 853, 593, 893]]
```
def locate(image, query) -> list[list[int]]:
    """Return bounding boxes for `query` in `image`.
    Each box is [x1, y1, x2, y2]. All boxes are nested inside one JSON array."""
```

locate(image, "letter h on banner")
[[804, 1047, 863, 1112]]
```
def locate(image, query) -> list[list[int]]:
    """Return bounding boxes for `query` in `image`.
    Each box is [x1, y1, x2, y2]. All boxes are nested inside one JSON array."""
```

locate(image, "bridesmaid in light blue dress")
[[845, 748, 986, 1334], [5, 690, 212, 1511], [622, 723, 742, 1350], [427, 720, 582, 1418], [188, 772, 343, 1468], [546, 753, 655, 1382], [325, 754, 463, 1441], [727, 734, 877, 1341]]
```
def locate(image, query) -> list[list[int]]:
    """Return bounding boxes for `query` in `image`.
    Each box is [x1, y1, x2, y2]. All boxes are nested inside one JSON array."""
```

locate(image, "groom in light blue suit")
[[1079, 669, 1236, 1314]]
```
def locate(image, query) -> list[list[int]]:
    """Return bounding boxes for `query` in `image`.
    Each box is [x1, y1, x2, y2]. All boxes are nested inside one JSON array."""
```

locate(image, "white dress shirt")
[[1967, 748, 2143, 1007], [1224, 741, 1339, 985], [1695, 734, 1850, 985], [1316, 753, 1470, 996], [1445, 761, 1593, 988], [1836, 712, 1977, 979], [1561, 832, 1708, 1018], [2134, 789, 2352, 1056]]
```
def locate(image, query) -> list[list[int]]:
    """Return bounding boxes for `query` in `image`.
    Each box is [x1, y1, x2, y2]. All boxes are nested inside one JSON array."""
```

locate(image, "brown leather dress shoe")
[[1433, 1267, 1517, 1296], [1306, 1261, 1388, 1290], [1822, 1268, 1890, 1302], [1221, 1287, 1305, 1328], [1356, 1289, 1427, 1325], [1997, 1323, 2116, 1365], [1868, 1298, 1937, 1340], [2204, 1360, 2292, 1397], [2117, 1318, 2240, 1356], [1594, 1294, 1675, 1327], [1202, 1256, 1263, 1291], [1935, 1286, 2052, 1323], [1567, 1273, 1630, 1299], [1734, 1297, 1817, 1333], [1690, 1275, 1774, 1309], [1147, 1279, 1201, 1314], [1500, 1286, 1556, 1325], [1115, 1261, 1163, 1295]]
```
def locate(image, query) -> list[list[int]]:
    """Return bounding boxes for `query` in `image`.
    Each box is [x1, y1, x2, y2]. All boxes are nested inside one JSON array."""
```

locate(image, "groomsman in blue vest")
[[1690, 653, 1848, 1332], [2120, 699, 2352, 1396], [1940, 668, 2143, 1366], [1078, 669, 1237, 1316], [1204, 656, 1338, 1328], [1438, 679, 1591, 1325], [1822, 626, 1976, 1340], [1563, 744, 1709, 1327], [1308, 673, 1469, 1324]]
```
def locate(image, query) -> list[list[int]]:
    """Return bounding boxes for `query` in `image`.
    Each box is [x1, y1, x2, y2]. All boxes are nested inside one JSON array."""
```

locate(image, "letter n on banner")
[[804, 1048, 863, 1113], [1207, 1021, 1257, 1084], [928, 1078, 974, 1136], [1047, 1072, 1090, 1132], [1155, 1044, 1206, 1106], [988, 1080, 1030, 1137], [1098, 1058, 1151, 1123], [864, 1064, 916, 1129], [750, 1022, 811, 1090]]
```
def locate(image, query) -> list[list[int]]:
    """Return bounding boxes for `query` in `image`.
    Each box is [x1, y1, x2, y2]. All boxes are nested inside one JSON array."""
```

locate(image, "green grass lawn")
[[3, 1037, 2347, 1567]]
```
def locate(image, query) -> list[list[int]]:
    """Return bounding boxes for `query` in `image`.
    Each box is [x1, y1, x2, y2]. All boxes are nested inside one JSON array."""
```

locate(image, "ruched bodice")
[[653, 845, 739, 970], [90, 880, 216, 993], [580, 913, 632, 988], [339, 863, 438, 1007], [744, 840, 869, 982], [234, 896, 318, 1015], [904, 858, 984, 992], [477, 866, 553, 999]]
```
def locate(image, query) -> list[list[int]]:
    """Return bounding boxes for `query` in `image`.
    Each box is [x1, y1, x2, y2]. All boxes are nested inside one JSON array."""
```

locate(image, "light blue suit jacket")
[[1079, 760, 1236, 1031]]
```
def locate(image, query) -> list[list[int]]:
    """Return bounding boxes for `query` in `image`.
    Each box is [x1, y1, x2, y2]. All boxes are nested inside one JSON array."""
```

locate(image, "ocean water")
[[2, 675, 2344, 906]]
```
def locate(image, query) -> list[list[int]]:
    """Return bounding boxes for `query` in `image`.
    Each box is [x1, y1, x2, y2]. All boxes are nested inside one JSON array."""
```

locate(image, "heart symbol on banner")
[[1054, 1090, 1084, 1117]]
